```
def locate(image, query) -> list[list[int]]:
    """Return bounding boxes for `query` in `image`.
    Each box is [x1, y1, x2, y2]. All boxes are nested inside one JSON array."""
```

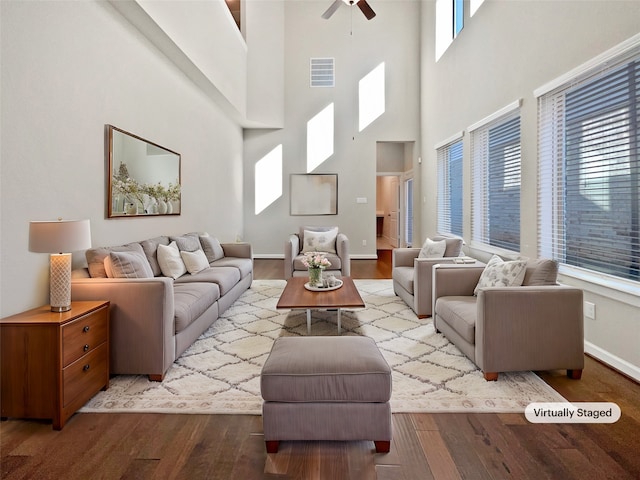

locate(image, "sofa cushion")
[[302, 228, 338, 254], [175, 266, 241, 296], [86, 243, 145, 278], [418, 238, 446, 258], [140, 236, 170, 277], [199, 234, 225, 262], [104, 250, 154, 279], [435, 296, 477, 344], [210, 257, 253, 278], [293, 253, 342, 271], [170, 233, 202, 252], [157, 242, 187, 279], [474, 255, 527, 295], [173, 282, 220, 333], [393, 266, 414, 294], [181, 249, 210, 275], [433, 235, 464, 257], [523, 258, 559, 286]]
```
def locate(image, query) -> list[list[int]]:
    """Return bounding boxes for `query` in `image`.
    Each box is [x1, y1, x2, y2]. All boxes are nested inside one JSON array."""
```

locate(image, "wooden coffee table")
[[276, 277, 365, 334]]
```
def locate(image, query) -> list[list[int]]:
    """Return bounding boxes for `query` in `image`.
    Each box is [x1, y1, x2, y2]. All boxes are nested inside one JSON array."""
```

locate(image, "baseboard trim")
[[585, 341, 640, 383]]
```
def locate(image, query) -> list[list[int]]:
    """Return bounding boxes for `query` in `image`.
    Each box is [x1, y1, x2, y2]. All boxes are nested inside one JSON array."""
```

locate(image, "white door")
[[389, 177, 400, 247]]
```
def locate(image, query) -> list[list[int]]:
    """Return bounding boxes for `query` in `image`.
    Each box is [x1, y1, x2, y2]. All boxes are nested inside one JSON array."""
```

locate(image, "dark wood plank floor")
[[2, 253, 639, 479]]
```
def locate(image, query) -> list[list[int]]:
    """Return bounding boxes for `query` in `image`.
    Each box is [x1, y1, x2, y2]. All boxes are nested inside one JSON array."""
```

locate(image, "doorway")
[[376, 175, 400, 249], [375, 141, 415, 251]]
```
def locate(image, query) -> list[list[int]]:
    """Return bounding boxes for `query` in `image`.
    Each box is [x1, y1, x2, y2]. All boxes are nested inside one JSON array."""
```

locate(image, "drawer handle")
[[83, 325, 90, 333], [83, 364, 90, 372], [84, 344, 90, 352]]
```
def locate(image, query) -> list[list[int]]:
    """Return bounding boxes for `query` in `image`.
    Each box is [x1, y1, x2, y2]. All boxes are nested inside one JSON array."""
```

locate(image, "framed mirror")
[[290, 174, 338, 215], [107, 125, 181, 217]]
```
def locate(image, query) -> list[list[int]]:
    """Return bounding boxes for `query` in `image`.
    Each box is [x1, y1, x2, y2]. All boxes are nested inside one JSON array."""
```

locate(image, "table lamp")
[[28, 219, 92, 312]]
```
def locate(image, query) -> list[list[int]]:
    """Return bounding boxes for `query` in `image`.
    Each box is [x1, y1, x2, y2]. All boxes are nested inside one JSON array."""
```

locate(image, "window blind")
[[470, 111, 521, 251], [437, 138, 463, 236], [538, 50, 640, 282]]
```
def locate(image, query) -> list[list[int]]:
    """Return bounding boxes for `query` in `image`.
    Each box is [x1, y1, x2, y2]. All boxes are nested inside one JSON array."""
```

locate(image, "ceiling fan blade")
[[322, 0, 342, 19], [356, 0, 376, 20]]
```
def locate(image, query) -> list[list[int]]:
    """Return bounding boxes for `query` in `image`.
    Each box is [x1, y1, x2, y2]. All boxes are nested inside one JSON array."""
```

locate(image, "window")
[[538, 45, 640, 282], [405, 177, 414, 246], [437, 137, 463, 237], [454, 0, 464, 38], [470, 106, 521, 252]]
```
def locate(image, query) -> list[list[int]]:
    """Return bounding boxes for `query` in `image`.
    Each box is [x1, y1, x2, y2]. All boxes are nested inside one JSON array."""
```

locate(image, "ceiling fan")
[[322, 0, 376, 21]]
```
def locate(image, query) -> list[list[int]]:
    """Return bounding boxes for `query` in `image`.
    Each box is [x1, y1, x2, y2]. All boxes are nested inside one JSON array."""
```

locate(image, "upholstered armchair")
[[432, 258, 584, 381], [284, 226, 350, 279], [392, 235, 464, 318]]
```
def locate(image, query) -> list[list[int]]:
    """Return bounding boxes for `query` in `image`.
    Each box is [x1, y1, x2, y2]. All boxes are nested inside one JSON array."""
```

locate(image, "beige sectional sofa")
[[71, 232, 252, 381]]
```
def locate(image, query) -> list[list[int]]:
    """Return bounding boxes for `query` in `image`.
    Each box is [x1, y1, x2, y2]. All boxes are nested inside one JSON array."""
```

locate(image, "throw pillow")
[[157, 241, 187, 279], [418, 238, 447, 258], [169, 233, 201, 252], [199, 234, 225, 262], [522, 258, 559, 286], [302, 228, 338, 254], [474, 254, 528, 295], [85, 243, 145, 278], [104, 251, 154, 279], [180, 249, 210, 275], [139, 236, 170, 277]]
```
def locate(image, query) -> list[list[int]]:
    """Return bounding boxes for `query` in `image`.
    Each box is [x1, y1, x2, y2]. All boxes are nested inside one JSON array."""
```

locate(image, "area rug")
[[79, 279, 566, 415]]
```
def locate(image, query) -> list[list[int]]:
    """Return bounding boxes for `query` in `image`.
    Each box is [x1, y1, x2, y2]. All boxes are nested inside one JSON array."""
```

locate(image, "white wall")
[[0, 0, 244, 317], [244, 0, 285, 127], [420, 0, 640, 378], [243, 0, 421, 258]]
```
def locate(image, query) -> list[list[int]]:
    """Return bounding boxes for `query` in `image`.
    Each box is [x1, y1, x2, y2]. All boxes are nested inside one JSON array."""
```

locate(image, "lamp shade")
[[29, 219, 92, 253]]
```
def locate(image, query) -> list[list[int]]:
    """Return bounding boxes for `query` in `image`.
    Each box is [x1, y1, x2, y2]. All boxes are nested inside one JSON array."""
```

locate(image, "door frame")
[[376, 172, 404, 248]]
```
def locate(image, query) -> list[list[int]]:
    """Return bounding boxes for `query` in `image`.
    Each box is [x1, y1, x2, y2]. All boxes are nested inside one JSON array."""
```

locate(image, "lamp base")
[[50, 253, 72, 312], [51, 305, 72, 313]]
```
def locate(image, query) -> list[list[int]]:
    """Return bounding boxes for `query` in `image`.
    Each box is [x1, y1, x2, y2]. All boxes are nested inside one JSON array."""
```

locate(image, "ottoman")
[[260, 336, 392, 453]]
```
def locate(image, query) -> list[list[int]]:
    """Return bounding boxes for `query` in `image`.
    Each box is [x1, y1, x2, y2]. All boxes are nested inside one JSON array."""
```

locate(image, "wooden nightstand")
[[1, 301, 109, 430]]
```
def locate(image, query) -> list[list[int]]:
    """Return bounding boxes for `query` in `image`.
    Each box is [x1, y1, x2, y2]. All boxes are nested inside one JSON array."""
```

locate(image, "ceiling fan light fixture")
[[322, 0, 376, 20]]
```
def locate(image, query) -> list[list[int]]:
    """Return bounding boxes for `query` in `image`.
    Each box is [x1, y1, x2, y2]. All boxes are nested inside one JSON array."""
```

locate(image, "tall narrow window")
[[405, 177, 414, 246], [470, 107, 521, 252], [538, 45, 640, 282], [454, 0, 464, 38], [437, 138, 463, 237]]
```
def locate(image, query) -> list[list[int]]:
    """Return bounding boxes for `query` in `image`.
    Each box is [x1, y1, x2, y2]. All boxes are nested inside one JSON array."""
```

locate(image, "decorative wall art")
[[290, 174, 338, 215]]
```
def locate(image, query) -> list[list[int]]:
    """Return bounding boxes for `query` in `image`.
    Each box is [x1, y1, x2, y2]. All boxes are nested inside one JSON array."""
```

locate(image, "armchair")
[[284, 226, 350, 279], [432, 259, 584, 381], [392, 235, 464, 318]]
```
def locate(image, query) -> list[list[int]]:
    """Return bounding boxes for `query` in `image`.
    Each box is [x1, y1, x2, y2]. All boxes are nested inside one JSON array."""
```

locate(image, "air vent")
[[310, 58, 335, 87]]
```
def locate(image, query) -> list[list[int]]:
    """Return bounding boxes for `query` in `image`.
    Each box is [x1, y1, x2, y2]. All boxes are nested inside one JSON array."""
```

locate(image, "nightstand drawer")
[[62, 306, 108, 367], [63, 342, 108, 408]]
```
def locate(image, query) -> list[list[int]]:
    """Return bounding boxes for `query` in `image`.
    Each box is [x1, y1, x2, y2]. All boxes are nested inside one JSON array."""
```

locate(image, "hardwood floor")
[[2, 255, 639, 479]]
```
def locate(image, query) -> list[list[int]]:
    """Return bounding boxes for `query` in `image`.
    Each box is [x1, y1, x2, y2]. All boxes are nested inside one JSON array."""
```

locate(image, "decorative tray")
[[304, 279, 343, 292], [453, 257, 477, 264]]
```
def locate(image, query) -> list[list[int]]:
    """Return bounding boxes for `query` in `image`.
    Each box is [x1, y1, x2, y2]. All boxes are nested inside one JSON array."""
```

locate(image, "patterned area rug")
[[80, 279, 566, 414]]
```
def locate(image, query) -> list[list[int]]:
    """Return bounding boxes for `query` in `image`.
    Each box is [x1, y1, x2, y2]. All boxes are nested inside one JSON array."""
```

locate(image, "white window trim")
[[434, 131, 464, 151], [534, 33, 640, 98], [559, 265, 640, 308], [535, 35, 640, 298], [468, 99, 521, 133]]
